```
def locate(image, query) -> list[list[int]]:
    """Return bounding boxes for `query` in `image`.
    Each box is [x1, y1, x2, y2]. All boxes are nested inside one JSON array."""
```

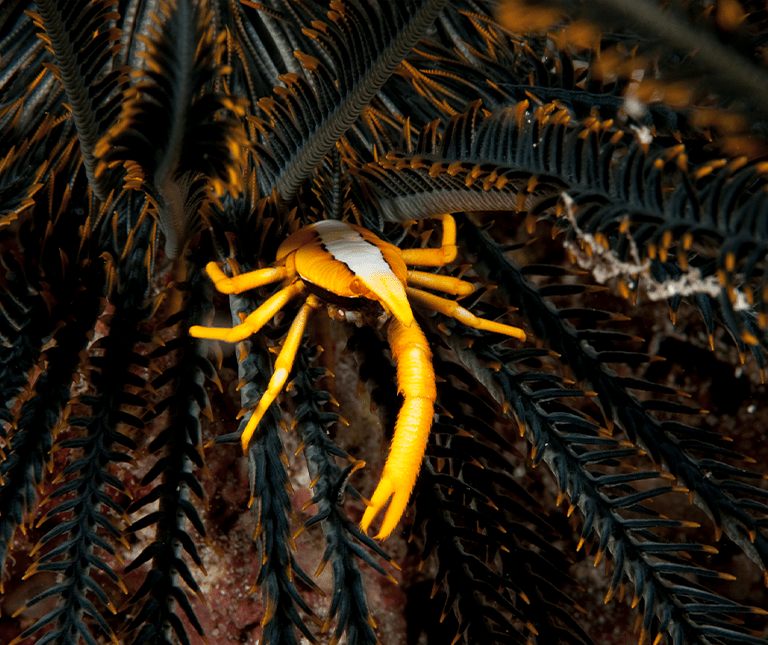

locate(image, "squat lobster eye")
[[189, 215, 525, 539]]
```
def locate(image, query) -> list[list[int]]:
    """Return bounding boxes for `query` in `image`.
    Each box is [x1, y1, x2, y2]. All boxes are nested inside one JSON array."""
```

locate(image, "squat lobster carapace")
[[189, 215, 525, 539]]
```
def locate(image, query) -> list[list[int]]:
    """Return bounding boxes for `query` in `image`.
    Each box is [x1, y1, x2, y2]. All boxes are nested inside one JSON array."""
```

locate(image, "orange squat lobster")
[[189, 215, 525, 539]]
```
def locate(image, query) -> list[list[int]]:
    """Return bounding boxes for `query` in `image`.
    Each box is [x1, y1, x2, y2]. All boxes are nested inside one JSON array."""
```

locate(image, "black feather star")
[[1, 1, 768, 644]]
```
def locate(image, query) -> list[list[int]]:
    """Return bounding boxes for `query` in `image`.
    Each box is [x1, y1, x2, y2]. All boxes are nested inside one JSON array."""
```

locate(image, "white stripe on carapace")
[[313, 220, 391, 275], [313, 220, 414, 327]]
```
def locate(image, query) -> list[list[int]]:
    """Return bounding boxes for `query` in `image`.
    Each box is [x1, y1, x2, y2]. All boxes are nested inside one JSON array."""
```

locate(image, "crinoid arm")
[[400, 213, 458, 266], [406, 286, 526, 340], [189, 281, 305, 342], [204, 261, 289, 294], [361, 317, 436, 539], [238, 295, 321, 452]]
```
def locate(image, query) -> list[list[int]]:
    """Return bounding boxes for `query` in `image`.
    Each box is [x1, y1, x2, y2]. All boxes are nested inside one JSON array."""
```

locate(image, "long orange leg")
[[406, 269, 475, 296], [361, 317, 436, 539], [406, 286, 526, 339], [239, 295, 321, 452], [204, 261, 288, 294], [189, 282, 305, 342], [400, 213, 458, 266]]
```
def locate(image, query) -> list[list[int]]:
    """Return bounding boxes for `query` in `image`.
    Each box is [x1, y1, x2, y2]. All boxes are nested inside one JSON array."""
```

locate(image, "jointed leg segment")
[[189, 281, 305, 343], [237, 295, 321, 452], [401, 213, 458, 266], [406, 269, 475, 296], [203, 261, 288, 294], [406, 286, 526, 339]]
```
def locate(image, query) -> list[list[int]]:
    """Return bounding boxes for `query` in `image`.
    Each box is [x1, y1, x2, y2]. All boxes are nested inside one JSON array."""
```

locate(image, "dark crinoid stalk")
[[1, 1, 768, 644]]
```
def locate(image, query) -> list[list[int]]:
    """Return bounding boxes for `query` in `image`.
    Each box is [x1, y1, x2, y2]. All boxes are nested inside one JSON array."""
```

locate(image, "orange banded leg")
[[205, 261, 288, 294], [239, 295, 321, 452], [406, 286, 526, 340], [361, 317, 436, 539], [401, 213, 458, 266], [406, 270, 475, 296], [189, 282, 305, 343]]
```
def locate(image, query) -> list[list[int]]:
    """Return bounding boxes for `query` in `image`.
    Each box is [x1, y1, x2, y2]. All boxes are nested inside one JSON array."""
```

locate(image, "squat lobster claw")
[[190, 215, 525, 539]]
